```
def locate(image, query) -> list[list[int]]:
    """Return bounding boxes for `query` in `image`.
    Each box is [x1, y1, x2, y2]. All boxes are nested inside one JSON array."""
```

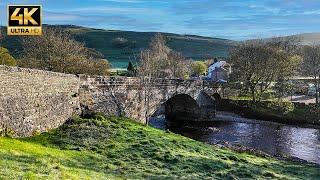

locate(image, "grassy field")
[[0, 114, 319, 179]]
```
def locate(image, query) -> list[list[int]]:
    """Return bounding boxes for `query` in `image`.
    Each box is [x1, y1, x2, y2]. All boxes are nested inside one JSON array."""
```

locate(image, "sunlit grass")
[[0, 115, 319, 179]]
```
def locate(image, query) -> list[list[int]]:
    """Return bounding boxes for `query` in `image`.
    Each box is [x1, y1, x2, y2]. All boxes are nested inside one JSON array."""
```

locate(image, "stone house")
[[207, 60, 231, 82]]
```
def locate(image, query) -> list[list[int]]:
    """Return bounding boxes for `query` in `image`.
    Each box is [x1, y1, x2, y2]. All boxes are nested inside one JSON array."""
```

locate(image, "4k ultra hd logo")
[[7, 5, 42, 35]]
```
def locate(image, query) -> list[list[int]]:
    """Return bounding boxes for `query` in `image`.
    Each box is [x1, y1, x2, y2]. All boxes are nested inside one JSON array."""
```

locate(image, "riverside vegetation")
[[222, 99, 320, 126], [0, 114, 319, 179]]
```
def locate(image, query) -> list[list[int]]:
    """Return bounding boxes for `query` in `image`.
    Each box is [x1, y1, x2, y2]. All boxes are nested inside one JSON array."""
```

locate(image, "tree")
[[268, 37, 302, 101], [87, 48, 105, 60], [82, 58, 110, 76], [19, 27, 110, 75], [230, 39, 300, 101], [127, 61, 134, 71], [167, 51, 189, 78], [127, 61, 136, 76], [138, 33, 188, 79], [138, 33, 189, 125], [301, 44, 320, 104], [0, 47, 17, 66], [191, 61, 207, 76], [0, 28, 2, 42], [275, 55, 302, 101], [149, 33, 171, 77]]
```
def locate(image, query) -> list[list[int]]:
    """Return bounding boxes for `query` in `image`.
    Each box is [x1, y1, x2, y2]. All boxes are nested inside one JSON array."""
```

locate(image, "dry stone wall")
[[0, 66, 80, 137]]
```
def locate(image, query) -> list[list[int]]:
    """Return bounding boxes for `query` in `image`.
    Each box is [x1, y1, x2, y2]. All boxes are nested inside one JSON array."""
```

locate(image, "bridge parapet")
[[79, 75, 209, 87]]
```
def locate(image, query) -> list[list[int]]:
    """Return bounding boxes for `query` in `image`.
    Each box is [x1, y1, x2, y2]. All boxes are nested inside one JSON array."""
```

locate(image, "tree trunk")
[[315, 75, 319, 104], [144, 76, 151, 126], [250, 86, 256, 102]]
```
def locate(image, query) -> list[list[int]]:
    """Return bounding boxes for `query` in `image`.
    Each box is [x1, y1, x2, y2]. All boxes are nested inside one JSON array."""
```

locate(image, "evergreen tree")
[[127, 61, 135, 76], [127, 61, 134, 72]]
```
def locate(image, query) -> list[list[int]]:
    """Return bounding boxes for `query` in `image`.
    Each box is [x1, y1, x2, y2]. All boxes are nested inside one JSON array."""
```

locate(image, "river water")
[[149, 111, 320, 165]]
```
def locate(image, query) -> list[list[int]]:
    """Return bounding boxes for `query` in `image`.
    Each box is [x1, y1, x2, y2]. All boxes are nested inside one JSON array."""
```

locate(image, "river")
[[149, 111, 320, 165]]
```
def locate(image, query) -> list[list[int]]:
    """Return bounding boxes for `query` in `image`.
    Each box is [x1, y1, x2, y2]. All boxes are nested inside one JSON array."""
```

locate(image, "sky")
[[1, 0, 320, 40]]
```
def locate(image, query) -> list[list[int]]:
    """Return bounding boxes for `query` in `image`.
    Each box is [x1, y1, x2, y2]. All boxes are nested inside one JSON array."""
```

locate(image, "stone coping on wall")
[[0, 65, 78, 78]]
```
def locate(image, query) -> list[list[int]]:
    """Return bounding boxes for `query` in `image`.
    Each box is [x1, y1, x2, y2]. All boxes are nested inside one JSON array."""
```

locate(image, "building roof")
[[208, 61, 228, 72]]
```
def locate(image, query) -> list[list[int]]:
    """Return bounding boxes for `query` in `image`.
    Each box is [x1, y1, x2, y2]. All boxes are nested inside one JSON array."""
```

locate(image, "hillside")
[[0, 114, 319, 179], [0, 25, 236, 68], [261, 32, 320, 45], [291, 32, 320, 45]]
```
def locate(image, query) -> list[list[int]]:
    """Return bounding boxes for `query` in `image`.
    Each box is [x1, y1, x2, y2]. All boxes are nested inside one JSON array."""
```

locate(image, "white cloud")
[[302, 10, 320, 15]]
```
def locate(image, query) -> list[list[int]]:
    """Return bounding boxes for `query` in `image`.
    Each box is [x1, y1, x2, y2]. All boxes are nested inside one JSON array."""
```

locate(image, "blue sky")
[[1, 0, 320, 40]]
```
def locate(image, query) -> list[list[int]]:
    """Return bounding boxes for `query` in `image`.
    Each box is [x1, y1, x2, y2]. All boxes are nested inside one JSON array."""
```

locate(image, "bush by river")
[[220, 99, 320, 126]]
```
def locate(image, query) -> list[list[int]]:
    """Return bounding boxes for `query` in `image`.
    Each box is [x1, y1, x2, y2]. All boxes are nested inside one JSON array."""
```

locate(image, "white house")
[[207, 60, 231, 82]]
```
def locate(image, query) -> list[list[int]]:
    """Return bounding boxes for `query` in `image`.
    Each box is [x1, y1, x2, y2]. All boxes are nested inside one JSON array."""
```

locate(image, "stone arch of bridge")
[[164, 94, 201, 124], [160, 91, 218, 125], [212, 93, 221, 101]]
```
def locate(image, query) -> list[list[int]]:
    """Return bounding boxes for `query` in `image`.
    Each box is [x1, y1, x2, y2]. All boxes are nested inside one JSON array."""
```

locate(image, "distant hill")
[[291, 33, 320, 45], [261, 33, 320, 45], [0, 25, 237, 68]]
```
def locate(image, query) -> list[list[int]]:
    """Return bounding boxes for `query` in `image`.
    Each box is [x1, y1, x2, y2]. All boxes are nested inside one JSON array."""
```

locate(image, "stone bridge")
[[79, 76, 224, 125], [0, 66, 228, 136]]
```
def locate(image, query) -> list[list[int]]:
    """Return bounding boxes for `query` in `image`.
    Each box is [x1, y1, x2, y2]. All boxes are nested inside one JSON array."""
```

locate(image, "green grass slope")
[[0, 25, 236, 68], [0, 114, 319, 179]]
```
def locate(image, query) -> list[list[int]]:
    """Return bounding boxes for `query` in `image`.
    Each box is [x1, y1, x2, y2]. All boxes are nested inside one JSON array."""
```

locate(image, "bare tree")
[[138, 33, 189, 125], [139, 49, 154, 125], [19, 27, 110, 75], [168, 51, 188, 78], [267, 36, 301, 55], [230, 39, 301, 101], [139, 33, 189, 79], [301, 44, 320, 104]]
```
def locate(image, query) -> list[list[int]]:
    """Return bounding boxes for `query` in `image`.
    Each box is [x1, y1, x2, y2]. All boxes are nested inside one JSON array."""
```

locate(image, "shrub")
[[261, 101, 294, 114], [0, 47, 16, 66], [0, 127, 15, 137], [191, 61, 207, 76], [32, 129, 41, 136], [304, 104, 320, 124]]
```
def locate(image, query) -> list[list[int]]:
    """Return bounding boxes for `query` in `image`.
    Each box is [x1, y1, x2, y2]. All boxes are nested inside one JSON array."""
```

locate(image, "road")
[[284, 95, 316, 104]]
